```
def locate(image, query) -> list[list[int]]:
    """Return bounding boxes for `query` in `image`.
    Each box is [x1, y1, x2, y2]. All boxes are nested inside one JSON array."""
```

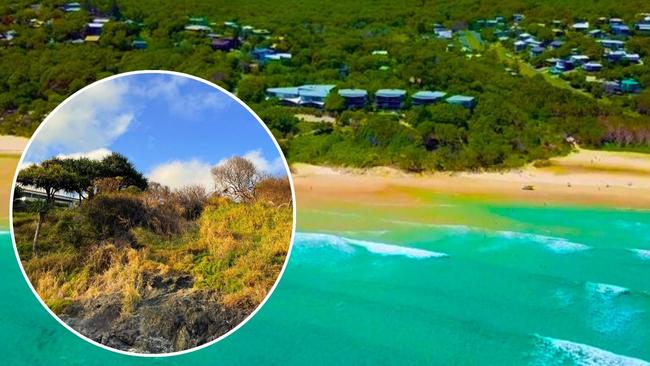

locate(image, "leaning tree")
[[16, 158, 76, 255]]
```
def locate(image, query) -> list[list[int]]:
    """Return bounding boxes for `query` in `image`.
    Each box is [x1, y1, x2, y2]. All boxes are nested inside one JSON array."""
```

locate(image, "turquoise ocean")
[[1, 200, 650, 365]]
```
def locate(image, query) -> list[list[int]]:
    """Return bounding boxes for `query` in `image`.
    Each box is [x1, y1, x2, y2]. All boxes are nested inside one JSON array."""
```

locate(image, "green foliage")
[[2, 0, 650, 169]]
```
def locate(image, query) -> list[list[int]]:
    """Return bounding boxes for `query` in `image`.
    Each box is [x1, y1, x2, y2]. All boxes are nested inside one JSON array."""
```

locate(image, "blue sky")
[[24, 73, 286, 191]]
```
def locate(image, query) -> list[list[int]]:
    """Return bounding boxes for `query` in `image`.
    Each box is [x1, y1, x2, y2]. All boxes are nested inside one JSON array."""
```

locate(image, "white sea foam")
[[496, 231, 591, 253], [629, 249, 650, 261], [295, 232, 448, 259], [531, 335, 649, 366], [586, 282, 631, 298]]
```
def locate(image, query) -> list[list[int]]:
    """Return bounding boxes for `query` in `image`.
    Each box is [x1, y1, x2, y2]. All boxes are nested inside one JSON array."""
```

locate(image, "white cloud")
[[147, 159, 214, 191], [130, 75, 228, 117], [57, 148, 112, 161], [147, 150, 286, 192], [243, 149, 286, 175], [34, 79, 133, 158]]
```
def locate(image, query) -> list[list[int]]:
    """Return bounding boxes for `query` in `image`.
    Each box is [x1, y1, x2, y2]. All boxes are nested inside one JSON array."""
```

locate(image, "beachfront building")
[[611, 24, 631, 36], [603, 81, 621, 94], [132, 39, 147, 49], [14, 186, 78, 208], [582, 62, 603, 72], [446, 95, 476, 109], [530, 46, 545, 57], [600, 39, 625, 50], [185, 17, 212, 32], [300, 85, 336, 108], [266, 85, 335, 108], [636, 23, 650, 34], [338, 89, 368, 109], [411, 91, 446, 106], [554, 59, 574, 72], [211, 37, 240, 51], [84, 22, 104, 42], [589, 29, 605, 39], [572, 22, 589, 32], [63, 2, 81, 12], [569, 54, 590, 65], [514, 40, 526, 52], [252, 47, 292, 64], [621, 78, 641, 93], [375, 89, 406, 109]]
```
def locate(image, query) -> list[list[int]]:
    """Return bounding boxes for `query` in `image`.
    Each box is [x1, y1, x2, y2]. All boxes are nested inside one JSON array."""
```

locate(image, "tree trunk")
[[32, 211, 44, 256]]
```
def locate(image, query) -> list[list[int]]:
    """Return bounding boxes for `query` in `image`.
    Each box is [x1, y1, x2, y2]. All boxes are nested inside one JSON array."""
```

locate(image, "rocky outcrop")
[[60, 273, 248, 353]]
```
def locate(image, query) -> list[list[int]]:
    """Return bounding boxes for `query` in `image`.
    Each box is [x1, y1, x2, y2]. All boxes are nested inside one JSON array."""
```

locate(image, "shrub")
[[254, 177, 292, 206]]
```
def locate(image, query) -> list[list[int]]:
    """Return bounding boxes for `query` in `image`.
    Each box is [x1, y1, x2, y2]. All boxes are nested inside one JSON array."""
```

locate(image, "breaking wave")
[[629, 249, 650, 261], [295, 232, 448, 259], [531, 335, 649, 366]]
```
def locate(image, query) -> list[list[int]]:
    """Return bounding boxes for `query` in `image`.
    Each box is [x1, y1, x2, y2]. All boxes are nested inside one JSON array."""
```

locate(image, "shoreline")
[[293, 149, 650, 213]]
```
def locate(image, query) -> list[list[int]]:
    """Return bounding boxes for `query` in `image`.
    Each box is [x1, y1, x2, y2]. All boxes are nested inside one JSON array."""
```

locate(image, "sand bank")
[[293, 149, 650, 211]]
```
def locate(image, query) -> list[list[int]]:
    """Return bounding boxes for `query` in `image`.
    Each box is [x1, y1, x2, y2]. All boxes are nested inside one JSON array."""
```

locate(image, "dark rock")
[[59, 273, 248, 354]]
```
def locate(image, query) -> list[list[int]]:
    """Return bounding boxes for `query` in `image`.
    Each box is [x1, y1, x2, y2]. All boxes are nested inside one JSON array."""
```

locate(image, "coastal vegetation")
[[12, 154, 293, 353], [1, 0, 649, 172]]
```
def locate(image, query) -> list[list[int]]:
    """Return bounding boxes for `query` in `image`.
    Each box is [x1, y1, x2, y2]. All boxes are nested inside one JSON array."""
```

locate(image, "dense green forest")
[[1, 0, 650, 171]]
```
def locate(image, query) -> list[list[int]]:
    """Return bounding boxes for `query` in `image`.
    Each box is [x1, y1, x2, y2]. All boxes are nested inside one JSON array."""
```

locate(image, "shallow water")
[[1, 200, 650, 365]]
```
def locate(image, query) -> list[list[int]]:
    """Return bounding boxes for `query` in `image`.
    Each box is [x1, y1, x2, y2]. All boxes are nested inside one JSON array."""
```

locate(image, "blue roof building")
[[132, 39, 147, 49], [339, 89, 368, 109], [266, 85, 335, 108], [600, 39, 625, 50], [299, 85, 336, 108], [514, 40, 526, 52], [63, 2, 81, 12], [446, 95, 476, 109], [635, 23, 650, 34], [530, 46, 545, 57], [375, 89, 406, 109], [589, 29, 605, 38], [583, 62, 603, 72], [625, 53, 640, 63], [549, 40, 564, 49], [611, 24, 631, 36], [607, 50, 626, 62], [572, 22, 590, 31], [513, 13, 524, 23], [412, 91, 447, 106]]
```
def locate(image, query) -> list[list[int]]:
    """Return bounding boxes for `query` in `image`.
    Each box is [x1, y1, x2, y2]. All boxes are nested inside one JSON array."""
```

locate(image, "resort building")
[[611, 24, 631, 36], [375, 89, 406, 109], [132, 39, 147, 49], [84, 22, 104, 42], [589, 29, 605, 39], [14, 186, 78, 208], [600, 39, 625, 50], [446, 95, 476, 109], [63, 2, 81, 12], [549, 40, 564, 49], [571, 22, 589, 31], [621, 78, 641, 93], [635, 23, 650, 34], [211, 37, 240, 51], [338, 89, 368, 109], [582, 62, 603, 72], [266, 85, 335, 108], [411, 91, 447, 106], [569, 54, 590, 65]]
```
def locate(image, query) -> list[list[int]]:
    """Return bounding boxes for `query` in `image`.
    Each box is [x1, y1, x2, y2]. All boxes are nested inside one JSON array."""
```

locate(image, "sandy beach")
[[293, 149, 650, 212], [0, 135, 28, 155]]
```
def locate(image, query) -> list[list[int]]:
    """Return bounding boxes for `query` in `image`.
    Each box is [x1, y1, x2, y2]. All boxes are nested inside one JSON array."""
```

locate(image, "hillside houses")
[[266, 85, 476, 110]]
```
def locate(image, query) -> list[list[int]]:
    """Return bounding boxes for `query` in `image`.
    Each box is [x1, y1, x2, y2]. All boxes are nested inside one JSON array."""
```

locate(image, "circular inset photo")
[[10, 71, 295, 356]]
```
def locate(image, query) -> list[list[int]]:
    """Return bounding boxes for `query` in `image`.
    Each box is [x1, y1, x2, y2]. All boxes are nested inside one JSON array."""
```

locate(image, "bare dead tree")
[[211, 157, 262, 202]]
